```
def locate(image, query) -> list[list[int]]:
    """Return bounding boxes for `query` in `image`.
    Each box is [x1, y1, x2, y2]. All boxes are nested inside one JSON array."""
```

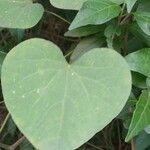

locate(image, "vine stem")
[[0, 101, 4, 105], [0, 136, 25, 150], [64, 50, 74, 58], [131, 139, 135, 150], [120, 13, 131, 25], [0, 113, 10, 134], [118, 3, 126, 24], [87, 142, 104, 150], [0, 143, 9, 150], [10, 136, 25, 150], [44, 10, 71, 25]]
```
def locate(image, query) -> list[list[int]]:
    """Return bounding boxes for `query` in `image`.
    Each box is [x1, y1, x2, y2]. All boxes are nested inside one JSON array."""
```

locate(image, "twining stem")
[[0, 143, 9, 150], [0, 136, 25, 150], [120, 14, 131, 25], [131, 139, 135, 150], [0, 113, 10, 134], [118, 3, 126, 24], [65, 50, 74, 58], [0, 101, 4, 105], [87, 142, 104, 150], [44, 10, 71, 25], [10, 136, 25, 150]]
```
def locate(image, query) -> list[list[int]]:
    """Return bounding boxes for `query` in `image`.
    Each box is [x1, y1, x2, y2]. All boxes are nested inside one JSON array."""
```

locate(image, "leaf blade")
[[69, 0, 121, 30], [125, 90, 150, 142], [0, 0, 44, 29]]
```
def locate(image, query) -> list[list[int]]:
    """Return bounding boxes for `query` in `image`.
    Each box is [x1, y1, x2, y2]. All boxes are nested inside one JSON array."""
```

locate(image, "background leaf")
[[125, 0, 137, 13], [0, 0, 44, 29], [126, 48, 150, 77], [0, 51, 6, 76], [134, 0, 150, 36], [125, 90, 150, 141], [65, 25, 105, 37], [50, 0, 123, 10], [135, 131, 150, 150], [145, 125, 150, 134], [70, 35, 105, 62]]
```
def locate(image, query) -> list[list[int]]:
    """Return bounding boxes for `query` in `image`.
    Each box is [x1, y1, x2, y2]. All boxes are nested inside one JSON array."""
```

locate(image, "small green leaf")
[[145, 125, 150, 134], [130, 23, 150, 47], [50, 0, 123, 10], [125, 90, 150, 142], [110, 0, 124, 4], [134, 12, 150, 36], [65, 25, 105, 37], [0, 0, 44, 29], [70, 35, 105, 62], [0, 51, 6, 76], [134, 0, 150, 36], [125, 0, 137, 13], [50, 0, 85, 10], [126, 48, 150, 77], [2, 38, 131, 150], [135, 131, 150, 150], [104, 23, 121, 49], [69, 0, 121, 30], [131, 72, 147, 89]]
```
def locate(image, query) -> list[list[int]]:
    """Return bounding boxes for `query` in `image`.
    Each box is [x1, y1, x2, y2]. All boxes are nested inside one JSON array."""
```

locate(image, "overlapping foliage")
[[0, 0, 150, 149]]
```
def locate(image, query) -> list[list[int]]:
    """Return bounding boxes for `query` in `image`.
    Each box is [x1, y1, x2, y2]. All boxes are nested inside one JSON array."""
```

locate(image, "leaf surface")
[[50, 0, 123, 10], [2, 38, 131, 150], [125, 0, 137, 13], [69, 0, 121, 30], [0, 0, 44, 29], [126, 48, 150, 77], [126, 90, 150, 141]]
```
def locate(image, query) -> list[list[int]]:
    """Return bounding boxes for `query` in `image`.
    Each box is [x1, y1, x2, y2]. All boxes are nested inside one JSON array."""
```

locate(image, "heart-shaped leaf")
[[0, 0, 44, 29], [2, 38, 131, 150]]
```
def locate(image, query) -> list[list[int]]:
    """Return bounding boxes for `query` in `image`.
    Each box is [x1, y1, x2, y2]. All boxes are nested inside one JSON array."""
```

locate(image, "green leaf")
[[0, 0, 44, 29], [50, 0, 123, 10], [104, 23, 121, 49], [69, 0, 121, 30], [134, 12, 150, 36], [129, 23, 150, 47], [9, 29, 25, 43], [125, 0, 137, 13], [135, 131, 150, 150], [131, 72, 147, 89], [65, 25, 105, 37], [126, 48, 150, 77], [2, 38, 131, 150], [110, 0, 124, 4], [50, 0, 85, 10], [19, 139, 35, 150], [0, 51, 6, 76], [70, 35, 105, 62], [134, 0, 150, 36], [137, 0, 150, 12], [145, 125, 150, 134], [125, 90, 150, 142]]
